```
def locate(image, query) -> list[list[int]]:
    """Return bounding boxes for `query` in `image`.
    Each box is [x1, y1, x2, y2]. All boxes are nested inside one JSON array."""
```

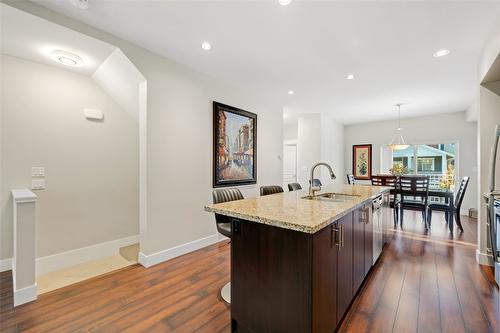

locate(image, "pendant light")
[[388, 103, 410, 150]]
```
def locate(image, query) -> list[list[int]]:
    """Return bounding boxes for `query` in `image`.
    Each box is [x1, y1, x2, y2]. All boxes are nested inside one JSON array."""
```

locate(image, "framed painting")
[[353, 144, 372, 180], [213, 102, 257, 187]]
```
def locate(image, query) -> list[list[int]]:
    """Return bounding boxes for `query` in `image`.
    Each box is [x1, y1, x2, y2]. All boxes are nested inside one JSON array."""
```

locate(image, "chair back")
[[288, 183, 302, 191], [371, 175, 397, 187], [399, 175, 430, 205], [260, 185, 284, 196], [212, 188, 244, 237], [454, 177, 470, 210], [309, 178, 322, 187], [347, 174, 355, 185]]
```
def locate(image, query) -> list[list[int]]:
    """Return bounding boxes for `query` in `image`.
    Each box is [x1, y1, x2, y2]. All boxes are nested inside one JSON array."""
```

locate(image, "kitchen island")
[[205, 184, 392, 333]]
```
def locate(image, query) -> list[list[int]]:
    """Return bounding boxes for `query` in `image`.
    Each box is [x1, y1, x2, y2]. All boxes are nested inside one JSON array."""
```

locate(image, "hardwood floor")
[[341, 212, 499, 333], [0, 212, 498, 333]]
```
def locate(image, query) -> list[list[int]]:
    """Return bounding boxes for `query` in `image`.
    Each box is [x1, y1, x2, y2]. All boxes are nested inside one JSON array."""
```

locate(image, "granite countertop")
[[205, 184, 390, 234]]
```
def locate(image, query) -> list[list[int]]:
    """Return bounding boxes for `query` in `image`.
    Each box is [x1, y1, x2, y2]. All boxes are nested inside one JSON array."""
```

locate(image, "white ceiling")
[[29, 1, 500, 124], [0, 3, 115, 76]]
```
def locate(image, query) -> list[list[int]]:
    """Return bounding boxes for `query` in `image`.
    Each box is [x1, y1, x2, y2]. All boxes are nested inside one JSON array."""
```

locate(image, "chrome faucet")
[[309, 162, 336, 197]]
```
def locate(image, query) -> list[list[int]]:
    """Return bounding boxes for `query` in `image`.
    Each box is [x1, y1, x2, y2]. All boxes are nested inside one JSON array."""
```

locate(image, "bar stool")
[[260, 185, 284, 196], [288, 183, 302, 191], [212, 188, 244, 304]]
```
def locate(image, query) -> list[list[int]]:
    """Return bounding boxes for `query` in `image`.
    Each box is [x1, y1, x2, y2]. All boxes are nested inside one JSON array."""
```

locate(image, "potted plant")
[[439, 164, 455, 191], [389, 163, 408, 176]]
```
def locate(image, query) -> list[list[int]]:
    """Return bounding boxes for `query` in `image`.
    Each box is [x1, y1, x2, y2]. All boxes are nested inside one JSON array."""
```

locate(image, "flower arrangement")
[[439, 164, 455, 190], [389, 163, 408, 176]]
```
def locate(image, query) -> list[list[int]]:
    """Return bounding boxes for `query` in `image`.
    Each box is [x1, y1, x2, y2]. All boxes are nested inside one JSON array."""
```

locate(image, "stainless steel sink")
[[302, 192, 361, 203]]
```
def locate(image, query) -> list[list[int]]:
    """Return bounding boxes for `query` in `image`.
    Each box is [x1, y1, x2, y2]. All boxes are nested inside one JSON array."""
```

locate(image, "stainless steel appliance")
[[493, 200, 500, 285], [487, 124, 500, 286], [372, 195, 383, 263]]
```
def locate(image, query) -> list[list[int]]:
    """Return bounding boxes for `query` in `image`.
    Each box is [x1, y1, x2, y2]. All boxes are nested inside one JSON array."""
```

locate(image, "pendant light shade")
[[389, 104, 410, 150]]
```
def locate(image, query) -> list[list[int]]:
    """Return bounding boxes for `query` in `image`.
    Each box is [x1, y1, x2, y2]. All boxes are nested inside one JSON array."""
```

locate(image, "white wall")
[[283, 123, 298, 142], [92, 48, 145, 122], [0, 55, 139, 259], [4, 2, 284, 259], [320, 115, 345, 186], [344, 111, 478, 211], [288, 114, 344, 189], [297, 115, 321, 186], [477, 81, 500, 263]]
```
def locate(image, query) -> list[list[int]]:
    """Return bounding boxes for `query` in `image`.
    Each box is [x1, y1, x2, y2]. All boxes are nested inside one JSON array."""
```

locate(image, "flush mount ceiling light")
[[346, 74, 355, 80], [201, 42, 212, 50], [279, 0, 292, 5], [70, 0, 89, 9], [50, 50, 84, 67], [288, 90, 294, 95], [433, 49, 450, 58], [388, 103, 410, 151]]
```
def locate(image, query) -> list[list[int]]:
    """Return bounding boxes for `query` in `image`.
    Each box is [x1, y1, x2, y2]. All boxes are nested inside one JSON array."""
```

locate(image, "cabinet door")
[[337, 212, 353, 322], [312, 224, 338, 333], [364, 204, 373, 276], [352, 207, 365, 294]]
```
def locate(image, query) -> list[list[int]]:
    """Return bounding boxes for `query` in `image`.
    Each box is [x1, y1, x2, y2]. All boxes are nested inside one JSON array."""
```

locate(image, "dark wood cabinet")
[[352, 208, 365, 294], [230, 194, 389, 333], [336, 213, 353, 321], [312, 224, 338, 332]]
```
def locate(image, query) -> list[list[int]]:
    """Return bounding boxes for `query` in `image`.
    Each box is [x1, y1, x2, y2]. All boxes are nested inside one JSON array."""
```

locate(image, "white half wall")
[[344, 111, 478, 211]]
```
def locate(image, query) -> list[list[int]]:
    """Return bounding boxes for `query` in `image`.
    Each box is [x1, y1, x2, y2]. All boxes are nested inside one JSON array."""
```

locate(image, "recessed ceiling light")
[[201, 42, 212, 50], [279, 0, 292, 5], [70, 0, 89, 9], [288, 90, 294, 95], [346, 74, 355, 80], [433, 49, 450, 58], [50, 50, 84, 67]]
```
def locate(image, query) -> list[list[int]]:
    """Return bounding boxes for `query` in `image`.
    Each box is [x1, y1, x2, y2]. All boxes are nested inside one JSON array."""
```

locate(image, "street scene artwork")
[[353, 144, 372, 180], [213, 102, 257, 187]]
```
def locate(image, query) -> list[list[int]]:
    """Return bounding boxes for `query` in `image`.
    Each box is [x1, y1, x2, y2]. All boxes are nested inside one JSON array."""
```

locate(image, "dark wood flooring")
[[0, 212, 498, 332]]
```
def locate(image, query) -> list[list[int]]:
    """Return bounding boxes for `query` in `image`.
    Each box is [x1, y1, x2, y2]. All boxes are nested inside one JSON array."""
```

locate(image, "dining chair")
[[260, 185, 284, 196], [288, 183, 302, 191], [212, 188, 244, 303], [371, 175, 399, 226], [347, 174, 355, 184], [309, 178, 322, 187], [398, 176, 430, 228], [428, 176, 470, 232]]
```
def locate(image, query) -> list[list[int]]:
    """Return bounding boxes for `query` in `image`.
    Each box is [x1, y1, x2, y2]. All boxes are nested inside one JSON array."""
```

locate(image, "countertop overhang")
[[205, 184, 390, 234]]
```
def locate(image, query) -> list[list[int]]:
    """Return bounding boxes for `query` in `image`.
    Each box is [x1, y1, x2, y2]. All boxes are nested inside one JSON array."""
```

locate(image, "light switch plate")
[[31, 178, 45, 190], [31, 167, 45, 177]]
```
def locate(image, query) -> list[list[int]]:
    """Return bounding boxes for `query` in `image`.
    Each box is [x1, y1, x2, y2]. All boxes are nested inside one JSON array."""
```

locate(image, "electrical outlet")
[[31, 179, 45, 190], [31, 167, 45, 177]]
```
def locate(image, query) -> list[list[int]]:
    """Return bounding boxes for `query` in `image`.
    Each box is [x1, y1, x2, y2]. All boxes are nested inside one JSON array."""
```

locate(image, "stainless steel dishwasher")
[[372, 195, 383, 262]]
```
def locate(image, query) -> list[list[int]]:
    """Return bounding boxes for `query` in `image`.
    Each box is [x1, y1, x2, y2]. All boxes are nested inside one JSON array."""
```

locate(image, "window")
[[417, 157, 434, 172], [388, 143, 457, 189]]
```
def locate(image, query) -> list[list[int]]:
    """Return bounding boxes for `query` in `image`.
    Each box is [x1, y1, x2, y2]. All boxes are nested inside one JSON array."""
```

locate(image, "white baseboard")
[[14, 283, 37, 307], [139, 234, 221, 268], [0, 258, 12, 272], [36, 235, 139, 276], [476, 249, 494, 266]]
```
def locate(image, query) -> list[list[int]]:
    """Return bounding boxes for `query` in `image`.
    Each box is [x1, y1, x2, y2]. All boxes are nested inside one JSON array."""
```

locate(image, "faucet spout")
[[309, 162, 336, 197]]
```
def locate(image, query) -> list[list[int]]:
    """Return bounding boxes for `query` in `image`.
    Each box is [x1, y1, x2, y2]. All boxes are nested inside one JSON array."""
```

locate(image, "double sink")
[[302, 192, 360, 203]]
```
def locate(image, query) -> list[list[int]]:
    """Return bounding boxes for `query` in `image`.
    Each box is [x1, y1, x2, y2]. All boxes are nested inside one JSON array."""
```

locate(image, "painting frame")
[[352, 144, 372, 180], [213, 101, 257, 188]]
